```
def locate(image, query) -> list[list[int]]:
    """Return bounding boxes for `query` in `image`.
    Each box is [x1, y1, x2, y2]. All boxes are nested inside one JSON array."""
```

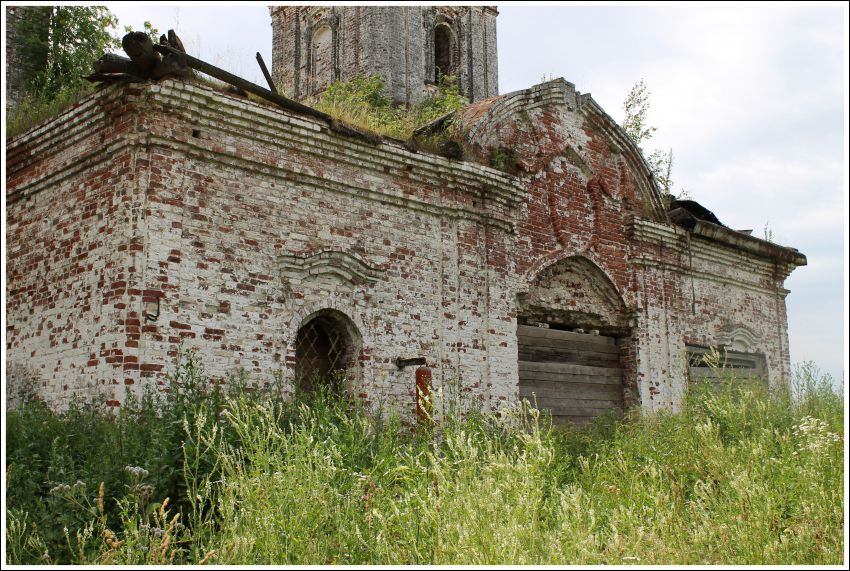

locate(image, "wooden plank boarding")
[[519, 360, 620, 376], [518, 371, 621, 386], [517, 324, 624, 426], [518, 346, 619, 367], [519, 383, 622, 400], [517, 324, 617, 346]]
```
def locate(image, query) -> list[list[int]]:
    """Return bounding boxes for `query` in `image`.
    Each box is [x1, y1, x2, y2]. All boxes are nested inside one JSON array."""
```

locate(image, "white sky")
[[35, 2, 850, 385]]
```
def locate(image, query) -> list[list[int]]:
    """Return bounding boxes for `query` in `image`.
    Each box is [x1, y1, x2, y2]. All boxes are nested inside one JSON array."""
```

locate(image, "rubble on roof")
[[667, 198, 725, 229]]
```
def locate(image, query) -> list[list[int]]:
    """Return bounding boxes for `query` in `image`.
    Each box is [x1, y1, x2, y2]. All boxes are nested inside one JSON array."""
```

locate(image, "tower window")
[[434, 24, 453, 82]]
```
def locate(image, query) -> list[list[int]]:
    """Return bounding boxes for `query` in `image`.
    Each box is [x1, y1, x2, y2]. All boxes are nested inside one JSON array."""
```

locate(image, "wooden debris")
[[87, 29, 192, 85], [121, 31, 160, 72], [256, 52, 278, 94], [151, 29, 192, 80], [84, 27, 382, 146]]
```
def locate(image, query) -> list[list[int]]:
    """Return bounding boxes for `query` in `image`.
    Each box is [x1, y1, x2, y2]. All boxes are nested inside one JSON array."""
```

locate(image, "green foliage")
[[5, 358, 843, 565], [4, 350, 264, 564], [621, 78, 656, 146], [489, 146, 519, 173], [13, 7, 51, 92], [621, 79, 689, 203], [31, 6, 119, 101], [6, 83, 93, 138], [7, 6, 120, 138], [413, 73, 468, 127], [316, 74, 401, 136], [647, 147, 674, 197], [314, 73, 468, 141], [123, 20, 160, 45]]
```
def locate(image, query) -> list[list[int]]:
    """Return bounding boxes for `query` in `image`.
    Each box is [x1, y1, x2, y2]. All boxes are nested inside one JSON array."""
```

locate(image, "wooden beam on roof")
[[153, 43, 330, 122]]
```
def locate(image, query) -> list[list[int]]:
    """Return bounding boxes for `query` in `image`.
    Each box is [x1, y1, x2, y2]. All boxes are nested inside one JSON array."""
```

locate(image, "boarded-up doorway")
[[517, 324, 623, 426]]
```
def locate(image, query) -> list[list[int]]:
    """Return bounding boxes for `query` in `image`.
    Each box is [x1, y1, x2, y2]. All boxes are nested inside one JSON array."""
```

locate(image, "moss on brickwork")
[[488, 146, 519, 174], [564, 145, 593, 178]]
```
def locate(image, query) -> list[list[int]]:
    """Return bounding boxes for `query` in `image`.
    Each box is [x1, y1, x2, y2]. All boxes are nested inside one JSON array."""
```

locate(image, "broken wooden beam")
[[122, 31, 160, 72], [255, 52, 278, 94], [154, 43, 330, 122], [412, 110, 455, 138], [93, 53, 145, 76]]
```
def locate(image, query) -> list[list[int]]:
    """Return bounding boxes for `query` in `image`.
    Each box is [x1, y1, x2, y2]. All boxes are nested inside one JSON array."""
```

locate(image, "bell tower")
[[269, 6, 499, 105]]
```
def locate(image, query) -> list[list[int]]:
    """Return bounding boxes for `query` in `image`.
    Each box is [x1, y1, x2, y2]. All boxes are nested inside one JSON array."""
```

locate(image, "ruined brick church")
[[5, 6, 806, 423]]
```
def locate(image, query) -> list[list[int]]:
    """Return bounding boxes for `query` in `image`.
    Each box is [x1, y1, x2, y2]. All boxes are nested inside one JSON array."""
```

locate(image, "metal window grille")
[[295, 317, 349, 380]]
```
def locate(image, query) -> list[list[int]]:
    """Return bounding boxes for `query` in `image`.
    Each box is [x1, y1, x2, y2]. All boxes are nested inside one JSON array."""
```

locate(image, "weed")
[[314, 73, 468, 144], [6, 83, 95, 138]]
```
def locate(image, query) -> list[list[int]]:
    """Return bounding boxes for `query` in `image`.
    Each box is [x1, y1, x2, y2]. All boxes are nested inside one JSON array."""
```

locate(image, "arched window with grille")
[[294, 309, 361, 395]]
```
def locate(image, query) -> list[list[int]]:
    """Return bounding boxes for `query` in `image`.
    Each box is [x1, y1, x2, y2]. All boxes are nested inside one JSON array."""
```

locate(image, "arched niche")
[[311, 24, 334, 93], [518, 255, 630, 335], [433, 23, 455, 81]]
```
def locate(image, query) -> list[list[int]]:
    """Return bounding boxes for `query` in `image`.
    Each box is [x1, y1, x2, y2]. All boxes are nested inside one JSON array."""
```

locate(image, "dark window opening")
[[295, 311, 358, 394], [434, 25, 452, 82]]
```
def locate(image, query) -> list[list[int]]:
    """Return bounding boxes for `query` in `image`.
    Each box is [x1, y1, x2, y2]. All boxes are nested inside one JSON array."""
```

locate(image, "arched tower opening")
[[434, 24, 454, 82], [269, 6, 499, 104]]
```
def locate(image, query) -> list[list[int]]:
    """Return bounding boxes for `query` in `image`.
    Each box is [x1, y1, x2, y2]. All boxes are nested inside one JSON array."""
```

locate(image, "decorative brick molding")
[[279, 250, 385, 290]]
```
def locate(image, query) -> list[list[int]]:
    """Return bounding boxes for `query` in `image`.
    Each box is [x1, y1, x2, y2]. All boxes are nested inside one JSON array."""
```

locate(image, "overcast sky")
[[104, 2, 848, 386]]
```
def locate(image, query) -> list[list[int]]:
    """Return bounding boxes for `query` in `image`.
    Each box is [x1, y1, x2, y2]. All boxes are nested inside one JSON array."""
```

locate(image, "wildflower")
[[49, 483, 71, 495], [792, 417, 840, 454], [124, 465, 150, 479]]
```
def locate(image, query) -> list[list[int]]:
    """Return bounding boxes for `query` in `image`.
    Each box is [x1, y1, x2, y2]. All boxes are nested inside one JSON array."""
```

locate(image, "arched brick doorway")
[[517, 256, 632, 426]]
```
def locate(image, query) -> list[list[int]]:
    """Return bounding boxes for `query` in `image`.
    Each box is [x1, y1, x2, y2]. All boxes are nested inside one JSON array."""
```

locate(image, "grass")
[[4, 354, 844, 565], [313, 73, 468, 142], [8, 72, 473, 169], [6, 83, 96, 139]]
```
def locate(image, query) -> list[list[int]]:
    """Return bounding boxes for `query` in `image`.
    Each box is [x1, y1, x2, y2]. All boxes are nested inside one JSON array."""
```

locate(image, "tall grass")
[[5, 357, 844, 565]]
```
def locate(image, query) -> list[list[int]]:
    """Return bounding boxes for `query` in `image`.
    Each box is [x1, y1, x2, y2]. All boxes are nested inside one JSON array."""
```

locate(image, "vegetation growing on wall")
[[314, 73, 468, 142], [5, 354, 843, 565], [621, 79, 689, 205], [6, 7, 121, 137]]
